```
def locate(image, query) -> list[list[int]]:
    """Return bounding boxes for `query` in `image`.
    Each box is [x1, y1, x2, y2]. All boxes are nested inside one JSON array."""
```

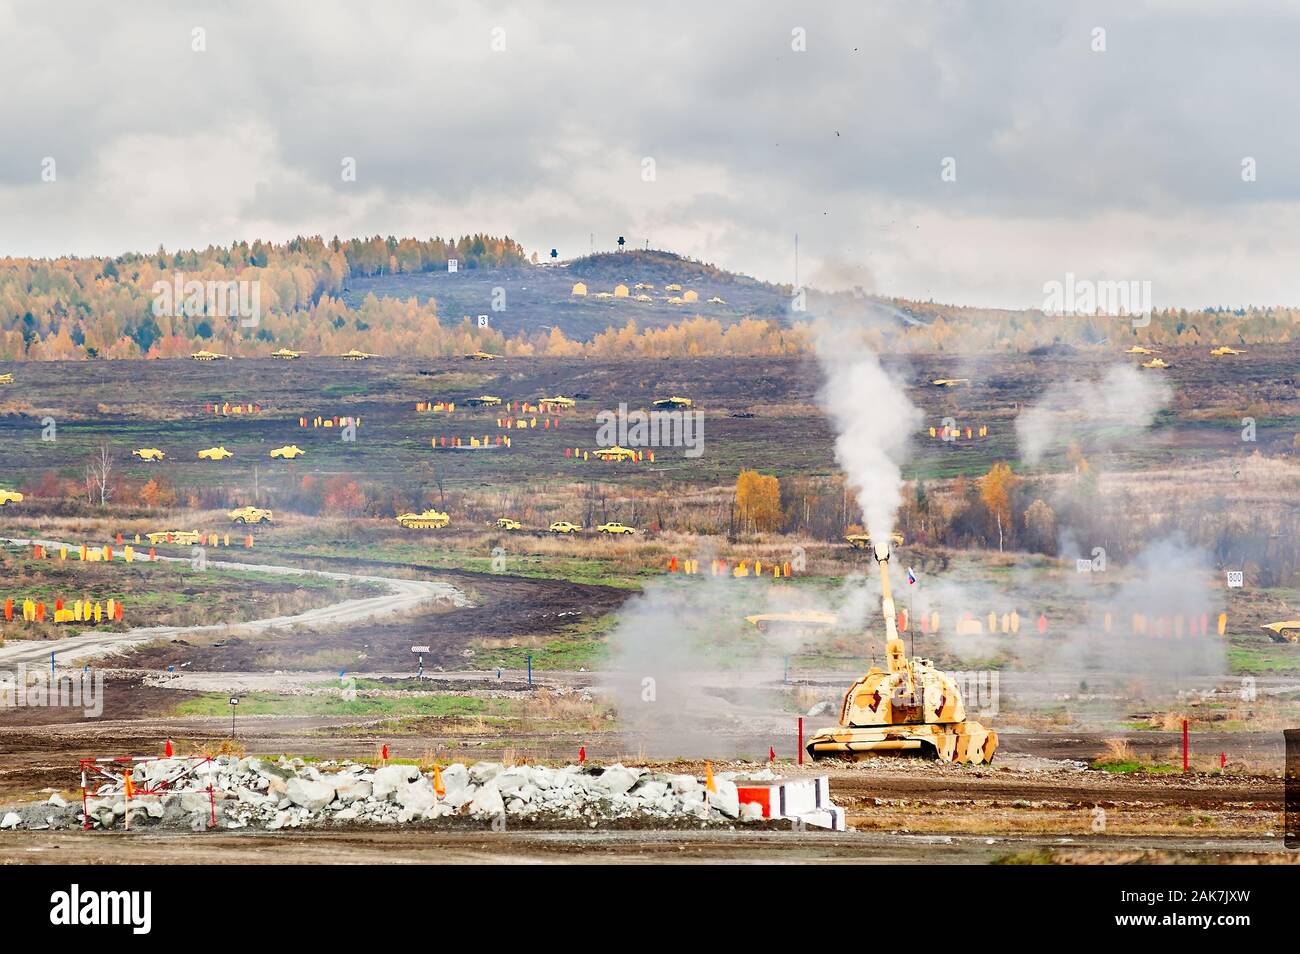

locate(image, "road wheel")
[[234, 516, 246, 524]]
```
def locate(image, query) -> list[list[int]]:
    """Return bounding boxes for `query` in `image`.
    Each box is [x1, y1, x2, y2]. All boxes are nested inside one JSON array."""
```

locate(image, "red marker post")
[[797, 717, 804, 765], [1182, 719, 1189, 773]]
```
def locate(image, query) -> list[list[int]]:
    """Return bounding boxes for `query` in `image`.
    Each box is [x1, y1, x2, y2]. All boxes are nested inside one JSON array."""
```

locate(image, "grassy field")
[[172, 690, 492, 719], [0, 543, 379, 640], [1, 347, 1295, 502], [467, 612, 617, 670]]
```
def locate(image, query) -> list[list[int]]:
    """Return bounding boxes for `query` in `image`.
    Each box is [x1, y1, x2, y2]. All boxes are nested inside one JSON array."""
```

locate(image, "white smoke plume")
[[605, 574, 757, 759], [813, 317, 923, 540], [1015, 363, 1172, 466], [606, 570, 899, 758], [1051, 535, 1226, 685]]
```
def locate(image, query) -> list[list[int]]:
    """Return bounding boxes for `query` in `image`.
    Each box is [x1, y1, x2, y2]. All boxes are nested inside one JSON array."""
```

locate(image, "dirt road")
[[0, 827, 1287, 865], [0, 537, 468, 668]]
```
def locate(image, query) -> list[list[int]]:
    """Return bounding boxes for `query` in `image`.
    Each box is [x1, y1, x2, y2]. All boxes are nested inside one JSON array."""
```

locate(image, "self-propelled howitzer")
[[805, 538, 998, 763]]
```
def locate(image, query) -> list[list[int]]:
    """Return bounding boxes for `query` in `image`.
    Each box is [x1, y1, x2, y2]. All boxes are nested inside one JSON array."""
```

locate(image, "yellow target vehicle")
[[229, 507, 272, 524], [396, 510, 450, 529]]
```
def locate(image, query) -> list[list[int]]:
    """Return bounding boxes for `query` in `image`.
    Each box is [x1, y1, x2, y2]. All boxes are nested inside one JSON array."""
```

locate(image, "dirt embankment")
[[109, 566, 626, 673]]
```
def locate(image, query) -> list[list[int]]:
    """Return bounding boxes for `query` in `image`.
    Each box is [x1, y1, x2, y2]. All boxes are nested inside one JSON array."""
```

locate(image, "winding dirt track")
[[0, 537, 468, 668]]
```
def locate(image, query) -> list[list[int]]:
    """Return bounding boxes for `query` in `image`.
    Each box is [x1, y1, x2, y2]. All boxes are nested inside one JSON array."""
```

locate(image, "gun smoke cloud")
[[1015, 364, 1171, 466], [606, 571, 900, 757], [813, 316, 923, 540]]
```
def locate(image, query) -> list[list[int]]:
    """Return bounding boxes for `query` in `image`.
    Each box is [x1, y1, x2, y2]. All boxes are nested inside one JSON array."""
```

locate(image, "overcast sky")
[[2, 0, 1298, 309]]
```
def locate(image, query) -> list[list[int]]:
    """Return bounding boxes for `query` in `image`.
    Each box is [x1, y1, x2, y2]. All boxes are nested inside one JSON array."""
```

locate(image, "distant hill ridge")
[[0, 234, 1294, 360], [566, 248, 776, 289]]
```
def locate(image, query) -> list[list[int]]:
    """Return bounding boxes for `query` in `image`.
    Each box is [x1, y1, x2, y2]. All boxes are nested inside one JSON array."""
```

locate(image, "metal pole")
[[798, 717, 804, 765], [909, 589, 915, 659], [527, 654, 532, 686]]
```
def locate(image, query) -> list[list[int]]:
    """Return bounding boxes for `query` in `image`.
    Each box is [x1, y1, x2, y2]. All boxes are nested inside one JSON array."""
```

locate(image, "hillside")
[[341, 249, 791, 341], [0, 235, 1296, 360]]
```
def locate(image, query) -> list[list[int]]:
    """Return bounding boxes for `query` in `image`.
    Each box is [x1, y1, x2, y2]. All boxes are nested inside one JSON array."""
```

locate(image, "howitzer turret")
[[805, 535, 998, 763]]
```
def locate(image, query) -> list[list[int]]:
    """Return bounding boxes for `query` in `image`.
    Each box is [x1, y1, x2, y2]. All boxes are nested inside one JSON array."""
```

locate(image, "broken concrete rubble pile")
[[0, 758, 843, 832]]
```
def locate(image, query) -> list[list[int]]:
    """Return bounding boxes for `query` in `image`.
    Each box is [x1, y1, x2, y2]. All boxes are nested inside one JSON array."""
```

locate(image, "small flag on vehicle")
[[907, 567, 917, 585]]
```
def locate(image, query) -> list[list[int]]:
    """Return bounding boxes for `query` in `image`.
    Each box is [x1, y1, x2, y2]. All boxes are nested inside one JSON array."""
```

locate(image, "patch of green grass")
[[993, 849, 1056, 865], [172, 690, 490, 719], [1227, 645, 1300, 675], [307, 677, 436, 692], [473, 613, 617, 669], [280, 540, 650, 589], [1089, 760, 1180, 774], [320, 382, 369, 397]]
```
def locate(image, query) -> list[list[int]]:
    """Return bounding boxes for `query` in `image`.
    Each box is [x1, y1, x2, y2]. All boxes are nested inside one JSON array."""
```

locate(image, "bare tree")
[[86, 442, 113, 506]]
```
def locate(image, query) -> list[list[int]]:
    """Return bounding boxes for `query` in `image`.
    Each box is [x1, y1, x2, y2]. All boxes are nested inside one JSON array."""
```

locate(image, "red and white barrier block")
[[735, 775, 845, 831]]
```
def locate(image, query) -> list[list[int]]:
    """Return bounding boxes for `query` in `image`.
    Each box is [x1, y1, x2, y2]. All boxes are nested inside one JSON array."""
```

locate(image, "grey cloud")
[[2, 0, 1298, 307]]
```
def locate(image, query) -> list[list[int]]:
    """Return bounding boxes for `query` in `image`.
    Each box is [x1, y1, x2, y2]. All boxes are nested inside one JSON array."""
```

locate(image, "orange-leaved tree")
[[735, 469, 783, 534], [978, 461, 1021, 552]]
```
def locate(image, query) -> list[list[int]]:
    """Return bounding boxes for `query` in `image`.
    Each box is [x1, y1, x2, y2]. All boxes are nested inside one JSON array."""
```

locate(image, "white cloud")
[[2, 0, 1298, 308]]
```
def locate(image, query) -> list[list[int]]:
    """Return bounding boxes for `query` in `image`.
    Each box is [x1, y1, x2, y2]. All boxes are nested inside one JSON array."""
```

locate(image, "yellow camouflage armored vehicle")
[[652, 396, 693, 409], [146, 530, 202, 545], [229, 506, 272, 524], [594, 445, 638, 461], [1124, 345, 1159, 355], [745, 611, 837, 635], [190, 350, 232, 361], [1140, 357, 1171, 369], [337, 349, 379, 360], [270, 348, 306, 359], [269, 444, 306, 459], [132, 448, 166, 461], [929, 378, 970, 388], [846, 531, 902, 550], [0, 488, 24, 506], [0, 373, 13, 385], [1262, 621, 1300, 644], [463, 395, 502, 407], [1210, 346, 1246, 356], [806, 537, 998, 764], [396, 509, 450, 529], [464, 351, 500, 361], [198, 446, 234, 460]]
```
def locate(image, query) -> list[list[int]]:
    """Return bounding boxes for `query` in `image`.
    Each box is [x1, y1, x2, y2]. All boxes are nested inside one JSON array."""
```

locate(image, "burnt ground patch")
[[105, 565, 628, 672]]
